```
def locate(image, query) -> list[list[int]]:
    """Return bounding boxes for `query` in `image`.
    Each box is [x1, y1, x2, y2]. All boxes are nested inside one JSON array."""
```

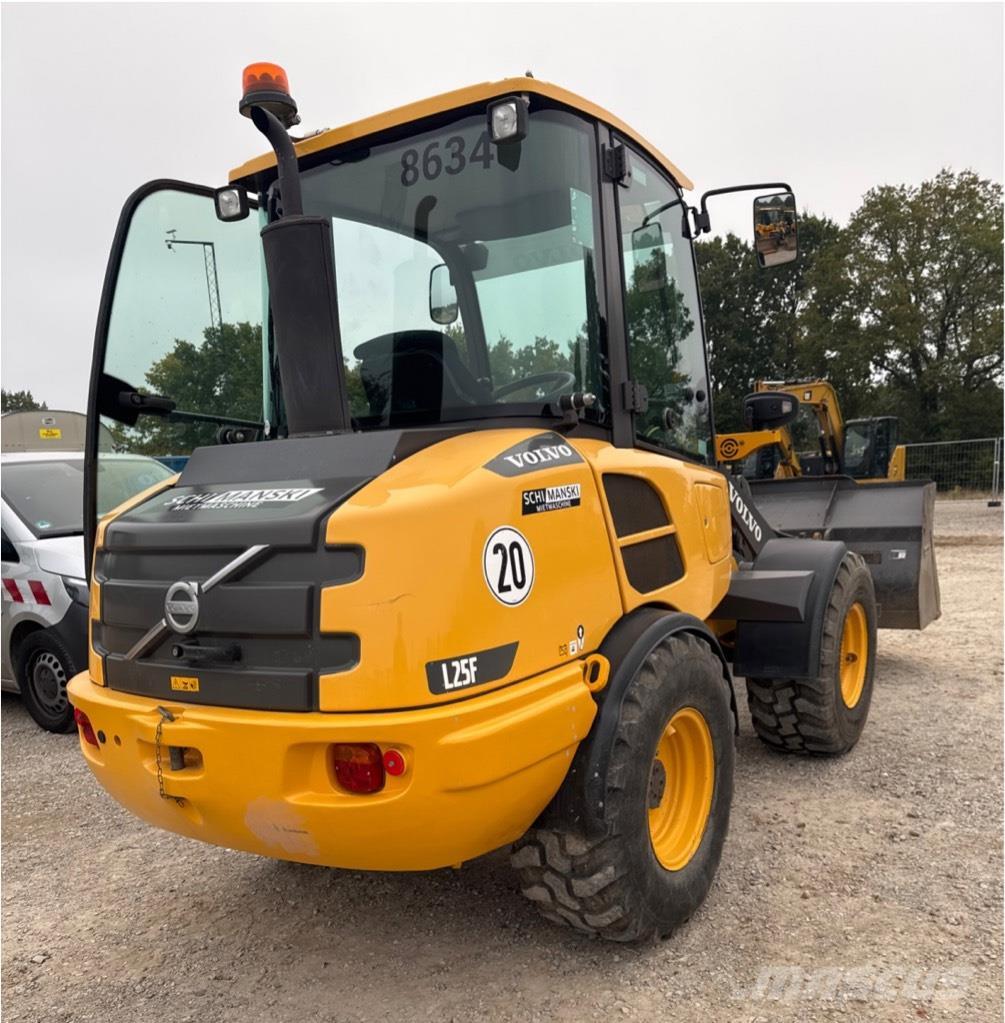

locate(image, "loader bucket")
[[747, 476, 940, 629]]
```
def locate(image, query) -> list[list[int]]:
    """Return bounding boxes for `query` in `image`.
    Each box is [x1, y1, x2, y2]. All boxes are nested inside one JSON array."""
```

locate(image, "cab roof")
[[228, 76, 692, 191]]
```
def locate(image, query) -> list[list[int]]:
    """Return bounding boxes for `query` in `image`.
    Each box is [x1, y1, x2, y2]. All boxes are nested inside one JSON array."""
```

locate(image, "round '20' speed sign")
[[483, 526, 535, 606]]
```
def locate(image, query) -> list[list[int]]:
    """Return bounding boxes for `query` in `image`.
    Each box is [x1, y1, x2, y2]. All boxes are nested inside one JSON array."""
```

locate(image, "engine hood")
[[93, 427, 623, 713]]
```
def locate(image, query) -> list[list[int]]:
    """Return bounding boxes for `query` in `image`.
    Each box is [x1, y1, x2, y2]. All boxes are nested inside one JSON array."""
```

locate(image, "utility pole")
[[165, 230, 222, 332]]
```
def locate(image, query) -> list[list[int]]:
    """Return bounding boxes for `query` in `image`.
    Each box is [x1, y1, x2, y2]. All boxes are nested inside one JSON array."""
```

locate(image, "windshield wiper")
[[117, 389, 263, 430], [97, 374, 263, 431]]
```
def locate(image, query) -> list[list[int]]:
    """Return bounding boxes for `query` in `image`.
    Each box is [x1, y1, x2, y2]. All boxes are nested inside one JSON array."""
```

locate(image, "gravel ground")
[[2, 500, 1002, 1022]]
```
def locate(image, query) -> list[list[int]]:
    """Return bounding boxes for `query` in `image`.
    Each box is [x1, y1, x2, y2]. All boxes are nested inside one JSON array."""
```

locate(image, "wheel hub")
[[31, 652, 68, 714], [647, 759, 667, 809], [839, 602, 868, 708], [647, 707, 715, 871]]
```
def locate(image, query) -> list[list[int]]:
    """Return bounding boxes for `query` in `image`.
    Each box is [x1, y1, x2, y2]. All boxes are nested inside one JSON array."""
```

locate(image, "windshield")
[[298, 106, 607, 428], [3, 457, 173, 538], [93, 104, 608, 522]]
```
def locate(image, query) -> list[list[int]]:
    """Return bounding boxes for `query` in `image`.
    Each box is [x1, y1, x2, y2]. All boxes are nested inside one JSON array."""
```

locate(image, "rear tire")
[[746, 551, 876, 756], [512, 633, 734, 942], [18, 632, 77, 733]]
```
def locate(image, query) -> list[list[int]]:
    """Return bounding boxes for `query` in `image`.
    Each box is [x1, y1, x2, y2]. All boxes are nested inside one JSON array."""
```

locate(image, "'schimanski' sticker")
[[522, 483, 581, 515], [165, 488, 322, 512]]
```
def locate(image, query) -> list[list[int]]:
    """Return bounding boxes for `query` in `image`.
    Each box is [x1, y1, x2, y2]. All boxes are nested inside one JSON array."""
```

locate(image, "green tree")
[[488, 334, 572, 385], [696, 213, 842, 431], [803, 169, 1003, 440], [621, 250, 697, 441], [127, 321, 263, 455], [1, 389, 47, 413]]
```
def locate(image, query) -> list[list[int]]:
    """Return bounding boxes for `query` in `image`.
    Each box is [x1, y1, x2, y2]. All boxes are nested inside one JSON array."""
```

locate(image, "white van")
[[1, 412, 172, 731]]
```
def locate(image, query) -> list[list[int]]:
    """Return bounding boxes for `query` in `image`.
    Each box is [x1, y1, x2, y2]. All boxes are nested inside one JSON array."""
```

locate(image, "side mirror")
[[753, 192, 797, 268], [630, 222, 668, 293], [429, 264, 459, 325], [1, 532, 18, 563], [743, 390, 800, 430]]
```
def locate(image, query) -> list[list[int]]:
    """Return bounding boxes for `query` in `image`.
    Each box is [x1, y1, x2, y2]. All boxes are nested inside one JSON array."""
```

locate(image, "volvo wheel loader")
[[68, 65, 933, 942]]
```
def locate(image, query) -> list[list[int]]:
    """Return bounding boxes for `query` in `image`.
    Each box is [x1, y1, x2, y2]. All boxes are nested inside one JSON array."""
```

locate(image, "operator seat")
[[353, 330, 491, 423]]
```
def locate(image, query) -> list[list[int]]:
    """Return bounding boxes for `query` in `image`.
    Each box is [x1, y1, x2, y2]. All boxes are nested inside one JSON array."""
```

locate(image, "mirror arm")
[[686, 181, 793, 237]]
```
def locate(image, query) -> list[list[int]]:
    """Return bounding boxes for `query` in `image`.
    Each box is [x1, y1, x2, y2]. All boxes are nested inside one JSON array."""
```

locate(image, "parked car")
[[1, 447, 173, 731]]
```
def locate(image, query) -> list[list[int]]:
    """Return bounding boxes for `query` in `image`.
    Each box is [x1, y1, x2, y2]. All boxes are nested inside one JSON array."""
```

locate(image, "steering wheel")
[[493, 371, 577, 403]]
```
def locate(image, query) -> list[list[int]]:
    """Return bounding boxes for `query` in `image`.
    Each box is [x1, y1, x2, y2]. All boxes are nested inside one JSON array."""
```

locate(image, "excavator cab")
[[843, 416, 900, 480]]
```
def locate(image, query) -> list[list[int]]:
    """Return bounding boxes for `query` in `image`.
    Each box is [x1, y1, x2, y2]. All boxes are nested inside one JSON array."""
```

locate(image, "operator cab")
[[86, 74, 794, 559]]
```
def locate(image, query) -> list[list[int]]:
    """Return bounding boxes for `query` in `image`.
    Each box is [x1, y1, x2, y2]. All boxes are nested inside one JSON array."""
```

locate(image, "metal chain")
[[154, 707, 184, 804]]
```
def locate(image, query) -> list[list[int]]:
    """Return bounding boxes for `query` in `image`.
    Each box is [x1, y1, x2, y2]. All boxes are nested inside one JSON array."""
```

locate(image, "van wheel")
[[18, 633, 76, 733], [746, 551, 877, 756], [511, 633, 735, 942]]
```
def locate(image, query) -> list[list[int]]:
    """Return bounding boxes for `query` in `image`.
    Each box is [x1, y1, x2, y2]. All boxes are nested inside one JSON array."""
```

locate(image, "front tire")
[[18, 632, 77, 733], [512, 633, 735, 942], [746, 550, 877, 756]]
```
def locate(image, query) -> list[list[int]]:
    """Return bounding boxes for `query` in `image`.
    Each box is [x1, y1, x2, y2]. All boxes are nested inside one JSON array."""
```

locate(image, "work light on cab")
[[213, 185, 249, 223], [239, 61, 299, 127], [487, 95, 528, 143]]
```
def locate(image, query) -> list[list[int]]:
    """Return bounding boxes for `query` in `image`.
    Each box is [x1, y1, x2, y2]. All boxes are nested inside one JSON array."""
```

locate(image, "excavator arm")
[[755, 379, 845, 474]]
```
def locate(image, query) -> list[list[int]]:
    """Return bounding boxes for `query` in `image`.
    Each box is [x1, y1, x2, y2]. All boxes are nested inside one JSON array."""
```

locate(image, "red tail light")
[[383, 748, 407, 776], [331, 743, 384, 794], [74, 708, 99, 747], [2, 578, 23, 602], [28, 580, 50, 605]]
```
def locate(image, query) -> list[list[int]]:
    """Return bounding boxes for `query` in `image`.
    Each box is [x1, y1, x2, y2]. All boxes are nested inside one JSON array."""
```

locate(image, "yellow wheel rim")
[[647, 707, 715, 871], [839, 602, 868, 708]]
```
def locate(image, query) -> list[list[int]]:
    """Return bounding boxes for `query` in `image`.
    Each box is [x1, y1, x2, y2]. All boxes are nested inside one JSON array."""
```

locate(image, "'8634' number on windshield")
[[401, 132, 495, 186]]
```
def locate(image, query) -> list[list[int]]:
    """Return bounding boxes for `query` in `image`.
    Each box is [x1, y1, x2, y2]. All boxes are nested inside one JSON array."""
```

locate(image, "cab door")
[[614, 142, 714, 465], [583, 142, 730, 620], [84, 182, 266, 573]]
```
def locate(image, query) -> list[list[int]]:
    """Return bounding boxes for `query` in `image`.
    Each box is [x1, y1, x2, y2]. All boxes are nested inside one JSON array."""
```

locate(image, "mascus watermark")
[[732, 965, 975, 1006]]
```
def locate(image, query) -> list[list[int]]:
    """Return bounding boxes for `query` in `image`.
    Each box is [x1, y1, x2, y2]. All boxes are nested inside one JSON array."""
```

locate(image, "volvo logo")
[[164, 580, 201, 634]]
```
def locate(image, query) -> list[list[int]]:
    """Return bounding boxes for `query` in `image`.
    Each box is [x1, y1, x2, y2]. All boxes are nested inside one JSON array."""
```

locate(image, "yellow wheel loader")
[[68, 66, 935, 941]]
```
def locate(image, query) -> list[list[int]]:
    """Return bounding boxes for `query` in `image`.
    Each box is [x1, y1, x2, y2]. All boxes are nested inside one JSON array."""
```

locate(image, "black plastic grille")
[[621, 535, 685, 593], [603, 474, 671, 537], [94, 545, 362, 711]]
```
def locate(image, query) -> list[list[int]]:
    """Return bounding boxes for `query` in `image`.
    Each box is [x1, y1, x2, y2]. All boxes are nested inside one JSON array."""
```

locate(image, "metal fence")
[[903, 437, 1003, 501]]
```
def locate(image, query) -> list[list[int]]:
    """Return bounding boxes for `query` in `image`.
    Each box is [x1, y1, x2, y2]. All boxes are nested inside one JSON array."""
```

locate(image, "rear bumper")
[[66, 665, 596, 870]]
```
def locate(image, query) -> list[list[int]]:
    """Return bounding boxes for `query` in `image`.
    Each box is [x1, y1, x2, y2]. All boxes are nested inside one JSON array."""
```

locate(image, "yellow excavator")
[[716, 379, 906, 483], [716, 379, 934, 630], [67, 66, 939, 942]]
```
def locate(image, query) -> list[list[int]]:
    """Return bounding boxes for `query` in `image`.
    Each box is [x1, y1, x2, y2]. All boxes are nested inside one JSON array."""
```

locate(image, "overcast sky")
[[2, 1, 1002, 411]]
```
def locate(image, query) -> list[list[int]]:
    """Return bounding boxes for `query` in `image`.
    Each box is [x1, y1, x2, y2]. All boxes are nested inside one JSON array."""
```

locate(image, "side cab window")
[[616, 146, 712, 462]]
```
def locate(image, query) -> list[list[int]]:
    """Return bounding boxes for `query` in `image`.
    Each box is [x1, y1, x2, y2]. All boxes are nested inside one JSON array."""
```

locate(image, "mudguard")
[[537, 607, 734, 839], [727, 537, 848, 680]]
